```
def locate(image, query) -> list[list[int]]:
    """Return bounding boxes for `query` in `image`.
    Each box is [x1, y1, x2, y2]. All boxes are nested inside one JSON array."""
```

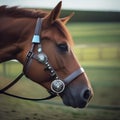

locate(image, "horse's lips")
[[62, 96, 87, 108], [66, 102, 86, 108]]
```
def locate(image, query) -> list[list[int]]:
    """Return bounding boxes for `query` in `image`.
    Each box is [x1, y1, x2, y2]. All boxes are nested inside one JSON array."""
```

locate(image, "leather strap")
[[64, 68, 84, 85]]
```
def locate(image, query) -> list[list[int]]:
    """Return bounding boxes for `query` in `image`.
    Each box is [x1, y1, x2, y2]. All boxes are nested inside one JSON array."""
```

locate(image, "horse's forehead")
[[42, 22, 72, 45]]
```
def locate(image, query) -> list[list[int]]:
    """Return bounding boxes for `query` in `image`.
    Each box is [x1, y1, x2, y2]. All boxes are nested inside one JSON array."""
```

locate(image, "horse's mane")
[[0, 5, 48, 18], [0, 5, 73, 45]]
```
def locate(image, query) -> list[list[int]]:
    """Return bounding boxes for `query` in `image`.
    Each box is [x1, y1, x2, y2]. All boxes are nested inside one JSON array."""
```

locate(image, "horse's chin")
[[62, 97, 87, 108]]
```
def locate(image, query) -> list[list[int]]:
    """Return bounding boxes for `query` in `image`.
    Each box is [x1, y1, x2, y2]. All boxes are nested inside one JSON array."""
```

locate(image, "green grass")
[[0, 22, 120, 120]]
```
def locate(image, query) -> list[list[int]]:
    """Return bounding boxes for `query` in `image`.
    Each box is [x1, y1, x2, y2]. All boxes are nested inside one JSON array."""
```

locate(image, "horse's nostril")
[[83, 89, 91, 101]]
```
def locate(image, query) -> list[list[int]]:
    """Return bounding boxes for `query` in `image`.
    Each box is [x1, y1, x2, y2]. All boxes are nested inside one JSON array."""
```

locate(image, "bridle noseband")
[[0, 18, 84, 101]]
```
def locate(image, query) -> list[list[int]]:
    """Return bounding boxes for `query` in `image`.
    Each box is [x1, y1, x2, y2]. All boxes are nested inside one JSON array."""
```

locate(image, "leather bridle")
[[0, 18, 84, 101]]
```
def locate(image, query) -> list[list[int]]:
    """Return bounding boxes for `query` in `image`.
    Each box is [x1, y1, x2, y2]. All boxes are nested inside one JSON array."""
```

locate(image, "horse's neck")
[[0, 17, 35, 63]]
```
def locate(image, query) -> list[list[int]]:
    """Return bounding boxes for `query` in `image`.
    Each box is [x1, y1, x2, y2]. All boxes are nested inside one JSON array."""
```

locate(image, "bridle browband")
[[0, 18, 84, 101]]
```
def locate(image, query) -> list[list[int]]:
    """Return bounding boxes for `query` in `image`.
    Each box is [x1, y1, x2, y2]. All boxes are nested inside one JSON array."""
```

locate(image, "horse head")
[[0, 1, 93, 108], [20, 1, 93, 108]]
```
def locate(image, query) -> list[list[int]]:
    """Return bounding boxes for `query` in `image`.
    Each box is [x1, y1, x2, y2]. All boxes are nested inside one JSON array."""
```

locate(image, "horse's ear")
[[61, 12, 74, 24], [46, 1, 62, 24]]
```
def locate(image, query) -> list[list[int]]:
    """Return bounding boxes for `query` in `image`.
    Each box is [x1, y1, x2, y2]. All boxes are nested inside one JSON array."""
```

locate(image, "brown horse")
[[0, 1, 93, 108]]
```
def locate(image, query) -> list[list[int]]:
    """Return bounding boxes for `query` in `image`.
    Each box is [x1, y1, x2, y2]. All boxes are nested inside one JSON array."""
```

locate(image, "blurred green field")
[[0, 60, 120, 120], [74, 45, 120, 61], [67, 22, 120, 44], [0, 22, 120, 120]]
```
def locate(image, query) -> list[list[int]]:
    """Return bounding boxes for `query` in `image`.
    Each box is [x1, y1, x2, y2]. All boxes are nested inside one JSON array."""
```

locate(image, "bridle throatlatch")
[[0, 18, 84, 101]]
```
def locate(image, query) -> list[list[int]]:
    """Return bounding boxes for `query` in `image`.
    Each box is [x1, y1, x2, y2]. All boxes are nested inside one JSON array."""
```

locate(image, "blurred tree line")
[[34, 8, 120, 22], [60, 10, 120, 22]]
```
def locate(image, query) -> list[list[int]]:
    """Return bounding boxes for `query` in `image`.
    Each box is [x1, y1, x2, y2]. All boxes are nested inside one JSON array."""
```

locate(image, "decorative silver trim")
[[51, 79, 65, 94]]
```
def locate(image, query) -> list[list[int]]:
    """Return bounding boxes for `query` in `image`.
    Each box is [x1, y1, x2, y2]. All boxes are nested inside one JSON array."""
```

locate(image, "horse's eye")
[[57, 43, 68, 52]]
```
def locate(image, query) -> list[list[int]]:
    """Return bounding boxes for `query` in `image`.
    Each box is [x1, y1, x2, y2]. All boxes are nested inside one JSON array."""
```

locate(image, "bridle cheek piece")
[[32, 45, 66, 94], [0, 18, 84, 101]]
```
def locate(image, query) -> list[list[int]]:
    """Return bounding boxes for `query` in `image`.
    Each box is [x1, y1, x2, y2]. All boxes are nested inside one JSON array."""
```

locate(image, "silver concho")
[[37, 53, 47, 63], [51, 80, 65, 94]]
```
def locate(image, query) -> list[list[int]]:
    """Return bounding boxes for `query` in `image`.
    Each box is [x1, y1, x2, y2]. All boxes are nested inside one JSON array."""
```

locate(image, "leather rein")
[[0, 18, 84, 101]]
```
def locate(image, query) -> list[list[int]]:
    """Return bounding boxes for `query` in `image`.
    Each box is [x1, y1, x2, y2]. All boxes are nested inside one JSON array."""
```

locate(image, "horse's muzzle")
[[60, 87, 93, 108]]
